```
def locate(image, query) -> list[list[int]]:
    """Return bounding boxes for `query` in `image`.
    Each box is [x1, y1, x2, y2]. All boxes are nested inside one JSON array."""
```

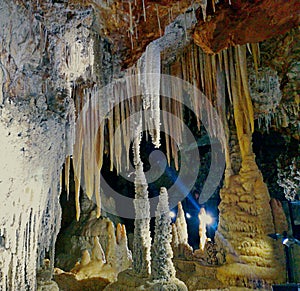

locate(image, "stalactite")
[[73, 120, 83, 221], [140, 41, 161, 148], [96, 119, 104, 171], [108, 109, 114, 172], [95, 170, 101, 218], [156, 4, 162, 37], [200, 0, 207, 22], [142, 0, 146, 21], [0, 66, 3, 105], [222, 49, 232, 104], [250, 43, 260, 75], [228, 49, 243, 158], [113, 84, 122, 175], [162, 96, 171, 166], [83, 97, 94, 200], [236, 45, 254, 133], [125, 98, 131, 170]]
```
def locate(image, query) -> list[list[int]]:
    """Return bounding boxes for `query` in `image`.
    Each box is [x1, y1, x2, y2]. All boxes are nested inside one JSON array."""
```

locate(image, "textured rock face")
[[193, 0, 300, 54], [0, 95, 68, 290], [216, 155, 285, 288], [17, 0, 299, 69], [0, 1, 74, 289]]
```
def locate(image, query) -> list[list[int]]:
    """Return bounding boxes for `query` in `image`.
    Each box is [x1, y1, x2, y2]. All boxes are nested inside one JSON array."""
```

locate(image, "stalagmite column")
[[151, 187, 176, 281], [150, 188, 188, 291], [215, 46, 285, 288], [132, 118, 152, 277], [172, 202, 193, 258], [198, 207, 212, 251]]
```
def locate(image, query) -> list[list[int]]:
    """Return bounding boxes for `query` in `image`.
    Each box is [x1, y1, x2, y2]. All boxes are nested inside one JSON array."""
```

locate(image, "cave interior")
[[0, 0, 299, 290]]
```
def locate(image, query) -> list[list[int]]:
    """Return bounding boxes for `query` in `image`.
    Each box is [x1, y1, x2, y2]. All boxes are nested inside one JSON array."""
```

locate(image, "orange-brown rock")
[[193, 0, 300, 54]]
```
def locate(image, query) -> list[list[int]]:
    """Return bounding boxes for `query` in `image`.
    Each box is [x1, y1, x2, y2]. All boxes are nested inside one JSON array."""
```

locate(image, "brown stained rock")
[[193, 0, 300, 54], [20, 0, 298, 69], [91, 0, 200, 69]]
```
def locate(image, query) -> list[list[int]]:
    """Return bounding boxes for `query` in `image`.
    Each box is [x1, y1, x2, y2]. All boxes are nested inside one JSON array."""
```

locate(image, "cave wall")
[[0, 1, 77, 289]]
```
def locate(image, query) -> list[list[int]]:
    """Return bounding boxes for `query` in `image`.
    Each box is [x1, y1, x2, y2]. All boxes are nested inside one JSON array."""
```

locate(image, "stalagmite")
[[270, 198, 289, 235], [151, 187, 176, 281], [214, 45, 285, 288], [172, 202, 193, 258], [106, 221, 117, 269], [132, 115, 152, 277], [175, 202, 189, 246], [198, 207, 212, 251], [91, 236, 106, 263], [116, 223, 132, 272]]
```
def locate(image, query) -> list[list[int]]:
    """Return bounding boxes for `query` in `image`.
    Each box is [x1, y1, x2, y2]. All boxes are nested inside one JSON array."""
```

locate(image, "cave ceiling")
[[20, 0, 300, 69]]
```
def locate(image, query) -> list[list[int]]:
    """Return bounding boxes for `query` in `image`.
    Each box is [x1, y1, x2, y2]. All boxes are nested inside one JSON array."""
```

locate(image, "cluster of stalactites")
[[200, 0, 232, 22], [67, 39, 259, 220], [65, 35, 163, 221], [165, 42, 258, 171]]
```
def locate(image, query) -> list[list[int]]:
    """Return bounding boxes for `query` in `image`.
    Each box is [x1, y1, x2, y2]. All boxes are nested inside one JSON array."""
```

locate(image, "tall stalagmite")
[[132, 116, 152, 277], [151, 187, 176, 281], [214, 46, 285, 288]]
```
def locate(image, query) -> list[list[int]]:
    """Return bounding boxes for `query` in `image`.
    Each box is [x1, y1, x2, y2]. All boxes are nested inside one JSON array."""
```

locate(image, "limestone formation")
[[171, 202, 193, 259], [151, 187, 176, 281], [0, 0, 298, 290], [54, 217, 132, 288]]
